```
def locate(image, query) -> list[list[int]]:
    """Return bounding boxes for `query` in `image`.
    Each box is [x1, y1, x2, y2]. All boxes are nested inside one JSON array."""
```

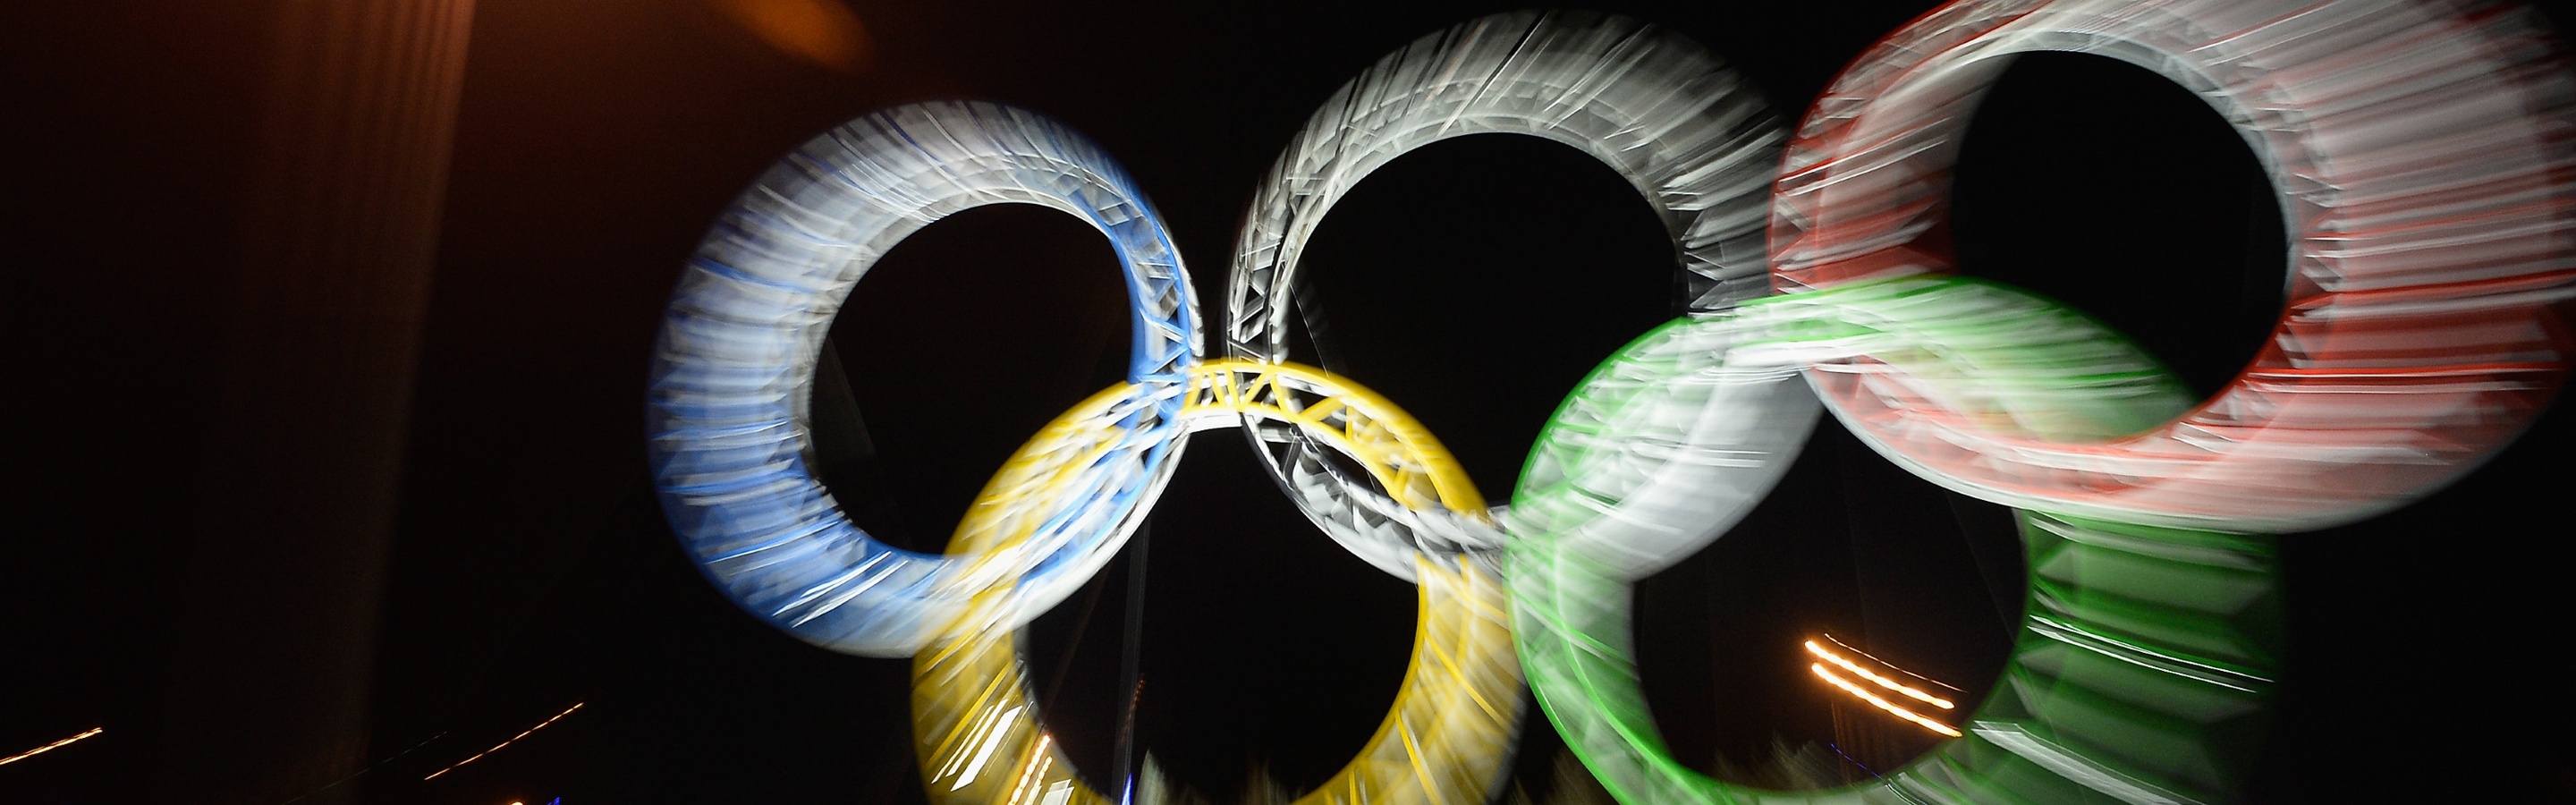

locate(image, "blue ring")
[[647, 101, 1199, 657]]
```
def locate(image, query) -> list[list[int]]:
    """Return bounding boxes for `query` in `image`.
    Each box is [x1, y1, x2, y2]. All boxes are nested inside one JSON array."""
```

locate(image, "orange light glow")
[[0, 727, 104, 767], [1810, 664, 1962, 737], [1804, 640, 1955, 709], [424, 702, 586, 781], [707, 0, 873, 72]]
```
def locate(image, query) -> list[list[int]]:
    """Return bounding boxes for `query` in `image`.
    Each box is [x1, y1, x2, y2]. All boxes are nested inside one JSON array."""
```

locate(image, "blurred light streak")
[[1819, 633, 1956, 692], [706, 0, 872, 72], [0, 726, 103, 767], [1008, 734, 1055, 805], [423, 702, 584, 781], [1809, 665, 1962, 738], [1805, 639, 1954, 708], [277, 731, 449, 803], [1972, 723, 2186, 805], [950, 705, 1024, 791], [2026, 614, 2267, 693]]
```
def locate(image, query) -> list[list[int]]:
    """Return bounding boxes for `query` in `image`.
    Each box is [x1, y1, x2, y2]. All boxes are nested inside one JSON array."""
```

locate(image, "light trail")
[[0, 727, 104, 767], [1006, 734, 1055, 805], [278, 730, 448, 803], [1821, 633, 1960, 693], [950, 705, 1025, 791], [1810, 665, 1961, 737], [423, 702, 585, 781], [1805, 640, 1955, 709]]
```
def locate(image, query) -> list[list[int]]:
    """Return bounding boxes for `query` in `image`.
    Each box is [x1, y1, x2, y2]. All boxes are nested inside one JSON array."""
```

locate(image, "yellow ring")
[[911, 359, 1521, 805]]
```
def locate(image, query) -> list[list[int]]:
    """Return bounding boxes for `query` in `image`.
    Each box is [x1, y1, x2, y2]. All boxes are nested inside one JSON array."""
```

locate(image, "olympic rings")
[[1226, 11, 1797, 579], [1766, 0, 2576, 533], [644, 4, 2576, 805], [647, 101, 1199, 657], [913, 360, 1521, 805]]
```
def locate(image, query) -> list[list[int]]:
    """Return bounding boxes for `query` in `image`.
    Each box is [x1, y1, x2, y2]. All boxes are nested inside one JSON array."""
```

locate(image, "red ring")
[[1767, 0, 2576, 531]]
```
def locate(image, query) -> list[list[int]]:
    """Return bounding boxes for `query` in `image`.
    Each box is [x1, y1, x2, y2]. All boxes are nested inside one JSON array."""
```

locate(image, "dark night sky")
[[6, 1, 2574, 803]]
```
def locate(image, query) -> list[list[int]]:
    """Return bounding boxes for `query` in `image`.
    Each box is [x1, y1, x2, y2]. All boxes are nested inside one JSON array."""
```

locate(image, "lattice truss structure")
[[914, 360, 1522, 805]]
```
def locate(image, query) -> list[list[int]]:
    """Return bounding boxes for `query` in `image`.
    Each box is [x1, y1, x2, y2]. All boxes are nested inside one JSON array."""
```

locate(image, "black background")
[[6, 1, 2572, 802]]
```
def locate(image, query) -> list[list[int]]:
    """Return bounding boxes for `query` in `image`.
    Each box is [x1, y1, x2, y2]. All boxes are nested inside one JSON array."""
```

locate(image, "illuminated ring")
[[1767, 0, 2576, 532], [1516, 284, 2285, 804], [1225, 10, 1788, 579], [647, 101, 1199, 657], [912, 360, 1521, 805]]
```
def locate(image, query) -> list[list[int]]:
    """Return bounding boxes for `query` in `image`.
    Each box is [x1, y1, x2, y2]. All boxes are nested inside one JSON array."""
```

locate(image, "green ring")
[[1509, 284, 2284, 804]]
